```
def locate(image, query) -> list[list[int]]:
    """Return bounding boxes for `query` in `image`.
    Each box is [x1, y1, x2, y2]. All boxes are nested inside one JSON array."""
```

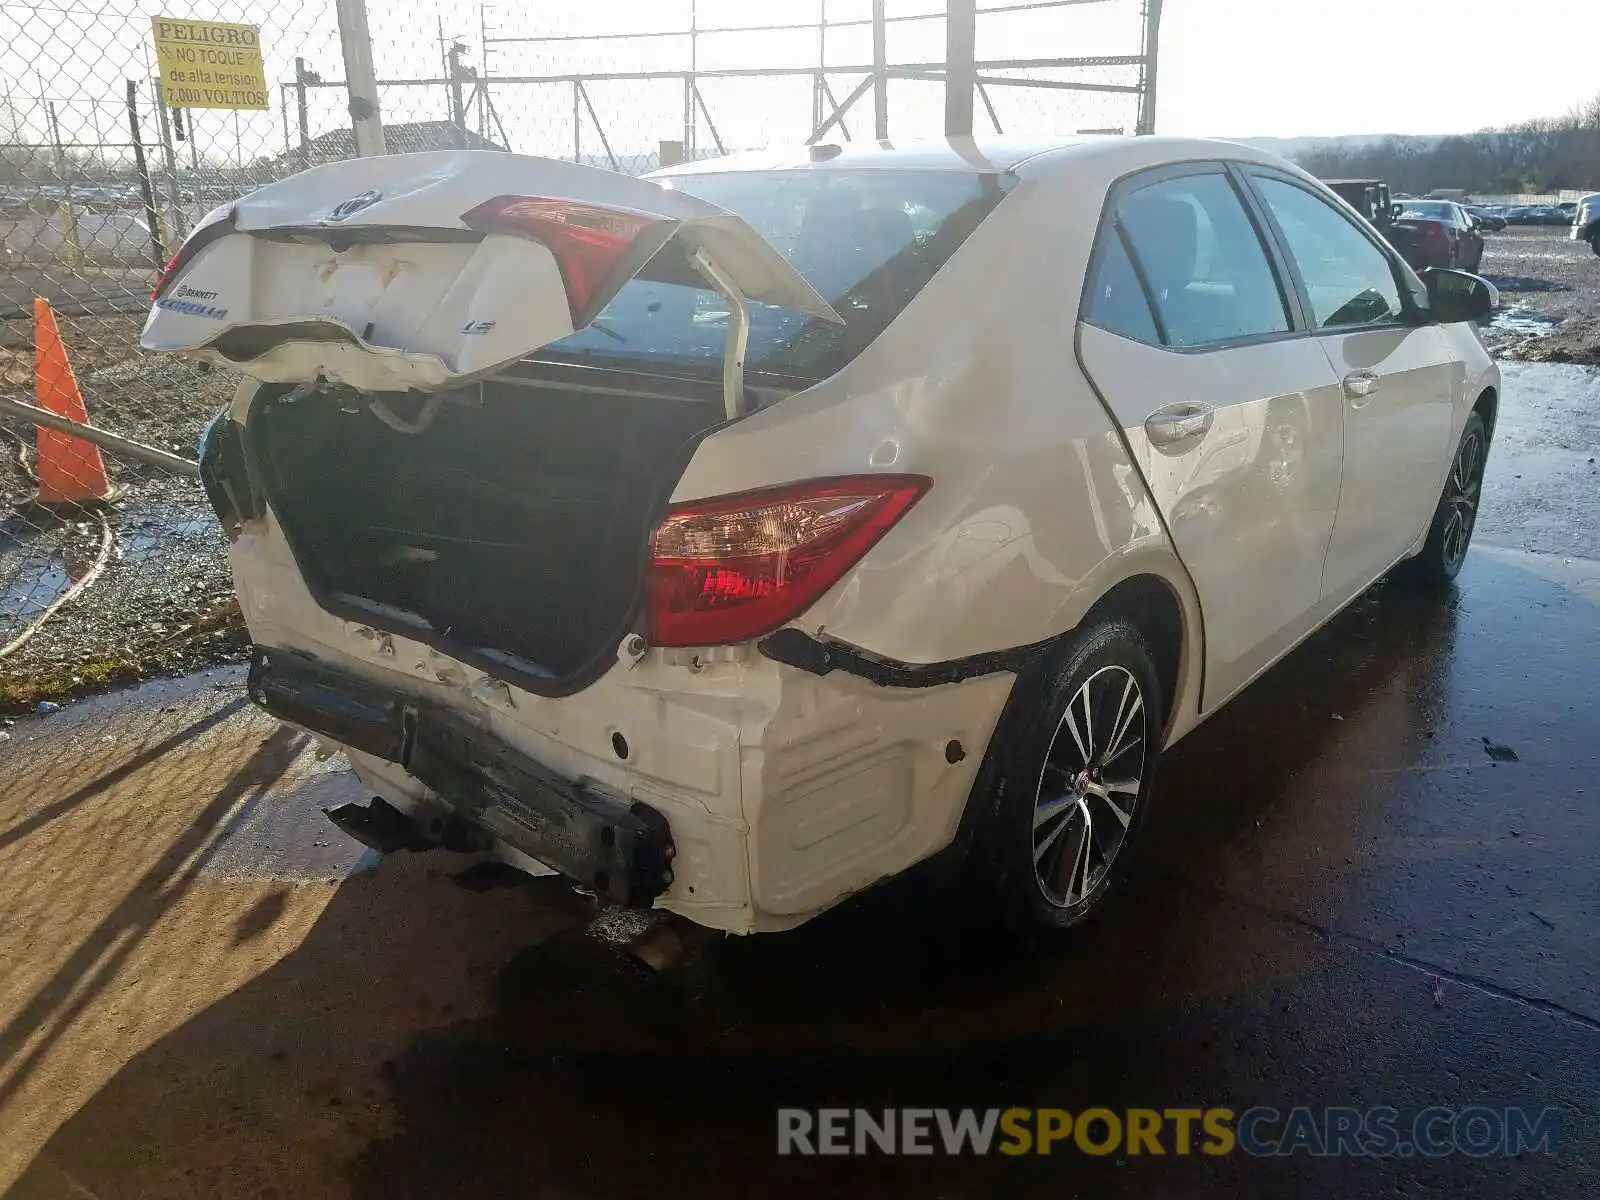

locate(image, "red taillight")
[[646, 475, 931, 647], [151, 204, 234, 301], [461, 195, 665, 323], [1415, 219, 1448, 245], [151, 251, 181, 300]]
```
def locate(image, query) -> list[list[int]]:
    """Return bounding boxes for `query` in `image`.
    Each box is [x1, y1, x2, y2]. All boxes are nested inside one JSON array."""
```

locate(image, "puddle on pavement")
[[120, 502, 218, 562], [1477, 360, 1600, 558], [1481, 273, 1568, 294], [1490, 303, 1559, 337], [0, 526, 94, 632], [1498, 357, 1600, 399], [0, 498, 220, 638]]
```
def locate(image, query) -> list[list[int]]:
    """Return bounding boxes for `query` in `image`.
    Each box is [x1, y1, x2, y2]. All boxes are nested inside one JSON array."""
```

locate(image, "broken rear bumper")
[[248, 648, 675, 906]]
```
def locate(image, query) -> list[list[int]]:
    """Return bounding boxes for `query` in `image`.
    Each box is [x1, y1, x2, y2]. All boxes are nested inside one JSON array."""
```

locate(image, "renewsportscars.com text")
[[776, 1106, 1561, 1158]]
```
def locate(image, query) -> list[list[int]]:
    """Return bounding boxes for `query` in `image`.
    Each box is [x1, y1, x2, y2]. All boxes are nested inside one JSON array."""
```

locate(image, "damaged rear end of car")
[[153, 149, 1020, 932]]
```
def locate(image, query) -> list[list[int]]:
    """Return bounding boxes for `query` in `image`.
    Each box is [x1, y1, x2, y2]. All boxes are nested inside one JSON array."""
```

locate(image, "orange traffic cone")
[[33, 297, 114, 507]]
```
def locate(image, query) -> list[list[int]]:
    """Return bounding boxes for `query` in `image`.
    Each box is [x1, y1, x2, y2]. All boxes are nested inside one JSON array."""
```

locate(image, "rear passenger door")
[[1242, 169, 1458, 603], [1077, 164, 1347, 710]]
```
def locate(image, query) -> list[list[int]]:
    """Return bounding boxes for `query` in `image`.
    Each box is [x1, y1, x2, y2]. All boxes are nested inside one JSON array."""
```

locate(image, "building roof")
[[284, 121, 504, 167]]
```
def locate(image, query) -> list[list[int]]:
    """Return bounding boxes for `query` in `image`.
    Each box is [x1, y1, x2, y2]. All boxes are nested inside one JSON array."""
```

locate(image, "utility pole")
[[872, 0, 887, 141], [335, 0, 387, 156], [945, 0, 976, 138]]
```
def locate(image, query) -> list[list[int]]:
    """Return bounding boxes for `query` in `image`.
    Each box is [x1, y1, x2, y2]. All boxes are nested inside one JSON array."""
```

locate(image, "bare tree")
[[1297, 94, 1600, 195]]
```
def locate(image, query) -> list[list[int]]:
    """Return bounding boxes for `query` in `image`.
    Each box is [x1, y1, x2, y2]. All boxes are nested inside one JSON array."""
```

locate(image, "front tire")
[[1401, 410, 1487, 587], [1590, 232, 1600, 257], [974, 618, 1164, 938]]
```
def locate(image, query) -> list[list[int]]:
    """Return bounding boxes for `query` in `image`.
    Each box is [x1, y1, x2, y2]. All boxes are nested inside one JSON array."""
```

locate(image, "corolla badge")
[[327, 190, 382, 221]]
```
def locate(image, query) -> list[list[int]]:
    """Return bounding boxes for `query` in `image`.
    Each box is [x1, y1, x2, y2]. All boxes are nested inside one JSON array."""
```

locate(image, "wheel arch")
[[1078, 573, 1188, 738], [1473, 384, 1498, 438], [1039, 552, 1205, 747]]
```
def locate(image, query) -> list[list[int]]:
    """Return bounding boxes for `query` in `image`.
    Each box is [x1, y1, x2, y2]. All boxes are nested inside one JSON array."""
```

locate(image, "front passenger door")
[[1245, 171, 1458, 603]]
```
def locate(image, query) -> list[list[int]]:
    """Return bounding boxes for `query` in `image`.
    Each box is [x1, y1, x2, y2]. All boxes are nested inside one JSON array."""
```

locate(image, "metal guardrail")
[[0, 395, 197, 477]]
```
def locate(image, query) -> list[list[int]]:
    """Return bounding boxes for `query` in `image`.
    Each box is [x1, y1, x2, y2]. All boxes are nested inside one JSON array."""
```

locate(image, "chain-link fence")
[[0, 0, 1154, 711]]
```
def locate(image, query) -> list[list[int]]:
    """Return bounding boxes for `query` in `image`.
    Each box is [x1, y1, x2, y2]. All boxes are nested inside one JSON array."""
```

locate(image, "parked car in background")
[[1504, 204, 1570, 227], [1570, 192, 1600, 254], [1391, 200, 1484, 271], [1464, 205, 1506, 232], [1324, 178, 1394, 226], [144, 139, 1501, 940]]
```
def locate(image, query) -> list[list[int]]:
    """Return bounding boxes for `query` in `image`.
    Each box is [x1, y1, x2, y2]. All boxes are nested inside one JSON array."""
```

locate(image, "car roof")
[[654, 135, 1305, 180]]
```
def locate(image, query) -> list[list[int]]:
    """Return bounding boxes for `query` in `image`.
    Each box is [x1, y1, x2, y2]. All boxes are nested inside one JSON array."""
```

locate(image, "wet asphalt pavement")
[[0, 365, 1596, 1197]]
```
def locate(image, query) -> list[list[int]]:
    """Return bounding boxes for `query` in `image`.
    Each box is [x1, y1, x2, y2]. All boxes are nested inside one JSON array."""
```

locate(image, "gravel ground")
[[0, 312, 243, 713], [1478, 226, 1600, 364]]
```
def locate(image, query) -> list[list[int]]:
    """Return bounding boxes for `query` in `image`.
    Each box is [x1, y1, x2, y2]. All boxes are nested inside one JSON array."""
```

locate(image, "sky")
[[0, 0, 1594, 169], [1156, 0, 1593, 138]]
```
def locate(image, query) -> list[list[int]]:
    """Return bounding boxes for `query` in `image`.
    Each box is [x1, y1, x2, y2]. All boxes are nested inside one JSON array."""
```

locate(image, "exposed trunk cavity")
[[247, 362, 731, 689]]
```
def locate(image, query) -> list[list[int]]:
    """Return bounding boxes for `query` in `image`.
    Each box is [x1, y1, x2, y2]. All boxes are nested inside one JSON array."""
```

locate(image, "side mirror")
[[1422, 268, 1498, 323]]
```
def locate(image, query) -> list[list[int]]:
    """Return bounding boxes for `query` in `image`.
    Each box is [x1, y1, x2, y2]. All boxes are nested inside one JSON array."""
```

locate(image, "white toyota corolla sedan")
[[144, 136, 1499, 939]]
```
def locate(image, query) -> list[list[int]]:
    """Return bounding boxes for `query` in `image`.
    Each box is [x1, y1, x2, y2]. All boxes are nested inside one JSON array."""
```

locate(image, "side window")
[[1085, 229, 1160, 345], [1115, 173, 1290, 348], [1252, 176, 1405, 330]]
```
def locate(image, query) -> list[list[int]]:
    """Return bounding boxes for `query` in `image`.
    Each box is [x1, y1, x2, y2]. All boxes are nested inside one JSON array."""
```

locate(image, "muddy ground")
[[1479, 226, 1600, 363], [0, 313, 244, 711]]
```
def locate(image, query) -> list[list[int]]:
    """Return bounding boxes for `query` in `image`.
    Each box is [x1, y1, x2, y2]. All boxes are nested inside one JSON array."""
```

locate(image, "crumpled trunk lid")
[[141, 149, 838, 392]]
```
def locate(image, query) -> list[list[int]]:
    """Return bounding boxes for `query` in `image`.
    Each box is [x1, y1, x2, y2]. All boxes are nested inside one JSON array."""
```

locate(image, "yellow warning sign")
[[150, 18, 269, 110]]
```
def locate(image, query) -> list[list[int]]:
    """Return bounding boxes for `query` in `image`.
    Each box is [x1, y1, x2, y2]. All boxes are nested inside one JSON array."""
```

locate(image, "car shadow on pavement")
[[16, 567, 1593, 1199], [0, 716, 302, 1111], [0, 695, 248, 858]]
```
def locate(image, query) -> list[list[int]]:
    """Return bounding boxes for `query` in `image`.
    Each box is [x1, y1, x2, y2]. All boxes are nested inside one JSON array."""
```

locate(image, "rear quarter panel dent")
[[673, 173, 1202, 733]]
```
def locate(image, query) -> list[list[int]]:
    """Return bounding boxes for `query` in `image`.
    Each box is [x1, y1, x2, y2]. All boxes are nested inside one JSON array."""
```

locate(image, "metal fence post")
[[124, 80, 167, 270], [683, 0, 698, 157], [151, 83, 187, 240], [1136, 0, 1164, 135], [335, 0, 387, 156], [447, 40, 469, 146], [44, 100, 78, 268], [294, 57, 312, 167]]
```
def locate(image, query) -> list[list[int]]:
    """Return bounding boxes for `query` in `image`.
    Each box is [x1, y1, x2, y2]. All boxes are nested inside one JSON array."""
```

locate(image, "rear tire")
[[1590, 232, 1600, 257], [1398, 410, 1488, 588], [972, 618, 1164, 939]]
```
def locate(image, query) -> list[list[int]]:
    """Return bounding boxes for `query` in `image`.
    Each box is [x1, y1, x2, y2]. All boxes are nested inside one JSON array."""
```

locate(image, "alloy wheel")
[[1031, 665, 1150, 908], [1442, 426, 1484, 572]]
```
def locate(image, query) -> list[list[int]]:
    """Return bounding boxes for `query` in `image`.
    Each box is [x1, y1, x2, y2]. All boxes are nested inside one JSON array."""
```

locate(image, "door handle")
[[1344, 370, 1380, 407], [1145, 402, 1214, 451]]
